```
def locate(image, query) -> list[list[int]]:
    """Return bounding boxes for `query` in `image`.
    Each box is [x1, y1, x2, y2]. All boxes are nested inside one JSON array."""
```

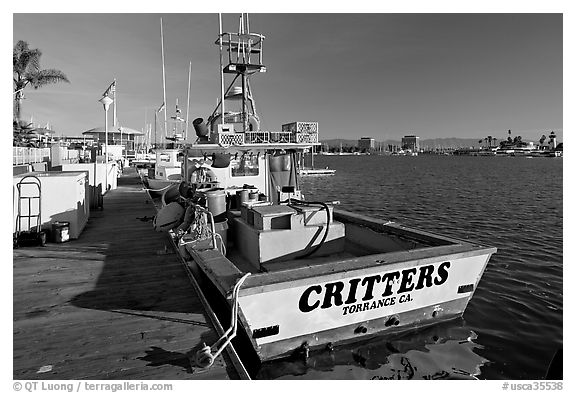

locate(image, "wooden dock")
[[13, 169, 238, 380]]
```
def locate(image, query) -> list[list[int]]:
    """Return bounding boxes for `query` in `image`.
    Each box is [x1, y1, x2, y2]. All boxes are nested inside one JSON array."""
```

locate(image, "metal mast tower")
[[208, 13, 266, 135]]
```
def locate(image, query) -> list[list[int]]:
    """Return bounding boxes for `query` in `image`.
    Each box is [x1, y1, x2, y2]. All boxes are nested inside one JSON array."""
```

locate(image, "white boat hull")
[[298, 168, 336, 176], [183, 209, 496, 361], [145, 177, 180, 198], [238, 252, 489, 359]]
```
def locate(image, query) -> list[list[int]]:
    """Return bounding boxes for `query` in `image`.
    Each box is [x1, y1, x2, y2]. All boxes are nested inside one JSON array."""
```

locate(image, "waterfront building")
[[402, 135, 420, 152], [82, 126, 143, 151], [358, 137, 375, 151], [58, 135, 96, 147]]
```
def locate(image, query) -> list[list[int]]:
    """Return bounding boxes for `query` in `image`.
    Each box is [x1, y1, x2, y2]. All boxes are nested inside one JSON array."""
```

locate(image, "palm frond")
[[13, 40, 70, 125], [13, 119, 34, 132], [13, 40, 41, 75], [31, 69, 70, 88]]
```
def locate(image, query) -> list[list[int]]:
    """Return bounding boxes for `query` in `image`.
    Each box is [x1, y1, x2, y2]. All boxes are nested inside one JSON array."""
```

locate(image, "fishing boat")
[[143, 98, 190, 198], [297, 144, 336, 176], [151, 14, 496, 368], [143, 148, 181, 198], [298, 167, 336, 176]]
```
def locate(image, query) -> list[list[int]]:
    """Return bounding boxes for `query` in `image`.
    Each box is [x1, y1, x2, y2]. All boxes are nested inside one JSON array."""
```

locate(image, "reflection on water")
[[255, 319, 488, 380]]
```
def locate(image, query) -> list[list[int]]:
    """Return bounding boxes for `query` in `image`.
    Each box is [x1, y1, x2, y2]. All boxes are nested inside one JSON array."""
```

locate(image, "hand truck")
[[14, 175, 47, 247]]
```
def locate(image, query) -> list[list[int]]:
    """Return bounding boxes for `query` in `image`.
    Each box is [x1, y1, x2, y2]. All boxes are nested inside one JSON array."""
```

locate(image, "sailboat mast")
[[160, 18, 168, 145], [186, 61, 191, 141], [113, 78, 117, 128]]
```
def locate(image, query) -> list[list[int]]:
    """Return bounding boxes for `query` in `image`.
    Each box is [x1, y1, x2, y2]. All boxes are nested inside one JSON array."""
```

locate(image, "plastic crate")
[[211, 132, 245, 145], [296, 133, 318, 143], [245, 131, 270, 143], [269, 132, 294, 143]]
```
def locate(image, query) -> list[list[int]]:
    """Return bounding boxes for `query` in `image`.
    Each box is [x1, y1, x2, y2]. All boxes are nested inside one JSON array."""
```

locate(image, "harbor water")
[[255, 155, 563, 380]]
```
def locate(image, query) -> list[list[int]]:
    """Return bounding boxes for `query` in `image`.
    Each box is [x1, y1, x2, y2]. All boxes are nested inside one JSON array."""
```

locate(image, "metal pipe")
[[237, 15, 242, 59], [228, 33, 232, 65], [218, 14, 225, 126], [104, 107, 108, 194], [211, 273, 250, 358], [242, 72, 247, 132], [260, 34, 263, 64]]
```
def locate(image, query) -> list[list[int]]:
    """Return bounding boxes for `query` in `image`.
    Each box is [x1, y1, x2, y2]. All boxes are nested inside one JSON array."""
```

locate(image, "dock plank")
[[13, 169, 236, 380]]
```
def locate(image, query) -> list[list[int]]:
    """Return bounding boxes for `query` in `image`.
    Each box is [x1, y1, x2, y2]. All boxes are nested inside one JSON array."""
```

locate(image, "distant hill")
[[320, 138, 487, 149]]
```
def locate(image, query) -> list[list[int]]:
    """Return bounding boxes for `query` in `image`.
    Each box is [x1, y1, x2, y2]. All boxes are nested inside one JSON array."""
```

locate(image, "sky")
[[11, 11, 564, 143]]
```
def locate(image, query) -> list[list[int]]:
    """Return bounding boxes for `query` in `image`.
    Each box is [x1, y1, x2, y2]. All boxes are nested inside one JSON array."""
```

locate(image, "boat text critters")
[[238, 255, 489, 346], [299, 261, 450, 315]]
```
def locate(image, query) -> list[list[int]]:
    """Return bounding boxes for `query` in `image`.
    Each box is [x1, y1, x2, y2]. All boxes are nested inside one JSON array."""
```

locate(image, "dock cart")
[[14, 175, 47, 247]]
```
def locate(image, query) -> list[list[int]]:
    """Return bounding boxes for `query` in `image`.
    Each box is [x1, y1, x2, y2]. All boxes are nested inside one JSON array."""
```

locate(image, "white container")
[[61, 162, 117, 194], [13, 171, 90, 239]]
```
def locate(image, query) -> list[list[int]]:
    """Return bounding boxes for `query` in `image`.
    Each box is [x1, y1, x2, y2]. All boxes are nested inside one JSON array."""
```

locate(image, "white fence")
[[13, 147, 80, 166], [13, 147, 51, 165]]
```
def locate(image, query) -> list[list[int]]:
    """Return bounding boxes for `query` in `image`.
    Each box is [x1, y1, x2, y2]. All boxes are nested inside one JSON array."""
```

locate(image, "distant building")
[[358, 137, 375, 151], [402, 135, 420, 152], [57, 135, 96, 147], [82, 126, 143, 151]]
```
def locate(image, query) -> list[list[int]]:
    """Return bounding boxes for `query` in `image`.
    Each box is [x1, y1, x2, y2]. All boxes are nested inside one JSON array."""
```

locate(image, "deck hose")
[[288, 198, 331, 259]]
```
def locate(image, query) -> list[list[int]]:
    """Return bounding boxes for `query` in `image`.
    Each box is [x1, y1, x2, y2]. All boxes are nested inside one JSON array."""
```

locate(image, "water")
[[254, 155, 563, 380]]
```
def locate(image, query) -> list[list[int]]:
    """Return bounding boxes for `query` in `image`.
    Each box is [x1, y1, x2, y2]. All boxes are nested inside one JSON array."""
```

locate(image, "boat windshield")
[[231, 154, 259, 177]]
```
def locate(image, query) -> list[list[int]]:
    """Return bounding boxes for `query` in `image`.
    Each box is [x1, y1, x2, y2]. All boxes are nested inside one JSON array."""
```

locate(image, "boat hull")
[[145, 177, 180, 198], [253, 297, 469, 361], [236, 252, 490, 360], [298, 168, 336, 176], [183, 209, 495, 362]]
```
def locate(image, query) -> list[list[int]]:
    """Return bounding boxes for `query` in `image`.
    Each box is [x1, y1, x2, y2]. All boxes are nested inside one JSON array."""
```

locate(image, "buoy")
[[153, 202, 185, 232]]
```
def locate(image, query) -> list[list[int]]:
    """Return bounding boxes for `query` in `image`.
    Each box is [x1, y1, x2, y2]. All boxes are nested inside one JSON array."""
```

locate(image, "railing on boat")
[[214, 130, 318, 145]]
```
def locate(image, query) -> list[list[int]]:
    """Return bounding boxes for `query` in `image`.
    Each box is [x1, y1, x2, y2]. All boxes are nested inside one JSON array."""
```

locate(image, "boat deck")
[[13, 169, 237, 380]]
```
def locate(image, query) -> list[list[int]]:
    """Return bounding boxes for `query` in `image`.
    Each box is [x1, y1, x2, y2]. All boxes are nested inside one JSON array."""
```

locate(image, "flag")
[[103, 80, 116, 97], [157, 102, 165, 113], [175, 99, 181, 114]]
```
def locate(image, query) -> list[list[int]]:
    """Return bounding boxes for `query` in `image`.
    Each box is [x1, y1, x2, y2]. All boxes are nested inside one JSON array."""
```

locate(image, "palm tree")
[[13, 40, 69, 127], [539, 134, 547, 146]]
